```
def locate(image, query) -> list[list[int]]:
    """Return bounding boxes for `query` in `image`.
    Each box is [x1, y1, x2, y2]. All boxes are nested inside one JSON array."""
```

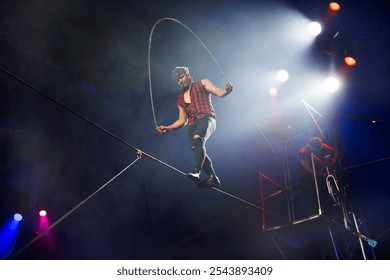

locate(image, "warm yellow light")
[[329, 2, 340, 12], [344, 56, 357, 67], [269, 87, 278, 96]]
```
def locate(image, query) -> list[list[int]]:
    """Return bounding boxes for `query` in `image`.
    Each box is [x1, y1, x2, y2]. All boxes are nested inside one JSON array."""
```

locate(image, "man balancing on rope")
[[156, 66, 233, 187]]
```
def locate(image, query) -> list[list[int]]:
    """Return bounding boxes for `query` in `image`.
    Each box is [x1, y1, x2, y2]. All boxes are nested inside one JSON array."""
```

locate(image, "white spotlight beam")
[[308, 21, 322, 37]]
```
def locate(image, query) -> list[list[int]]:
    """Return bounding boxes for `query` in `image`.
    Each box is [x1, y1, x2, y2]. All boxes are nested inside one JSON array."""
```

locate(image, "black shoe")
[[202, 174, 221, 187], [187, 169, 201, 184]]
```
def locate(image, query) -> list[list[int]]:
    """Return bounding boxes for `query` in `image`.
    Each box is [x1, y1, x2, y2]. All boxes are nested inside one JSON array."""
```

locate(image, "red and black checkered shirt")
[[176, 80, 216, 126], [298, 143, 337, 175]]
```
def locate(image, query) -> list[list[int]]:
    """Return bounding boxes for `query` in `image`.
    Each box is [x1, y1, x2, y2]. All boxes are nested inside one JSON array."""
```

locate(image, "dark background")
[[1, 0, 389, 259]]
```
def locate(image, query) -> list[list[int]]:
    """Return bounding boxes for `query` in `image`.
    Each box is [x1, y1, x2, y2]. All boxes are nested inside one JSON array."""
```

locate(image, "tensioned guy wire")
[[148, 17, 230, 127]]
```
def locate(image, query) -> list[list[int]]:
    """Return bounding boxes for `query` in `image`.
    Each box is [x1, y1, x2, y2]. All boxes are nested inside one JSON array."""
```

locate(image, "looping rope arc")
[[148, 17, 230, 128]]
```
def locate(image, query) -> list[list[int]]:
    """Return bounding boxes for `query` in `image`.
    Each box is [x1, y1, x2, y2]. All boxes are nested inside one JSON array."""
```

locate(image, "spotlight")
[[1, 215, 23, 258], [371, 119, 381, 124], [323, 76, 341, 93], [269, 87, 278, 96], [13, 213, 23, 222], [344, 56, 357, 67], [329, 2, 341, 12], [39, 210, 47, 217], [308, 21, 322, 37], [36, 199, 49, 218], [277, 70, 289, 82]]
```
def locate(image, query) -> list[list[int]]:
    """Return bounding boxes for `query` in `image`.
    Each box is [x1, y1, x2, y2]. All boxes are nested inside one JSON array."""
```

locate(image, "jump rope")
[[147, 17, 230, 127]]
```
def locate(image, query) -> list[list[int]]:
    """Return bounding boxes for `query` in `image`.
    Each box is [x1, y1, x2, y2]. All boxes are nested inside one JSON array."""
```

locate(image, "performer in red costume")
[[156, 66, 233, 187], [298, 137, 339, 216]]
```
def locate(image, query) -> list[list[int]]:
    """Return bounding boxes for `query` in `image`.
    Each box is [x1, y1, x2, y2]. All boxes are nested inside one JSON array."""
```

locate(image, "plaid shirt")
[[177, 80, 216, 126]]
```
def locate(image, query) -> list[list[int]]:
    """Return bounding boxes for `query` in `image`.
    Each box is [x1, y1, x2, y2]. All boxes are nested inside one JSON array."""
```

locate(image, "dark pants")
[[187, 115, 216, 176]]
